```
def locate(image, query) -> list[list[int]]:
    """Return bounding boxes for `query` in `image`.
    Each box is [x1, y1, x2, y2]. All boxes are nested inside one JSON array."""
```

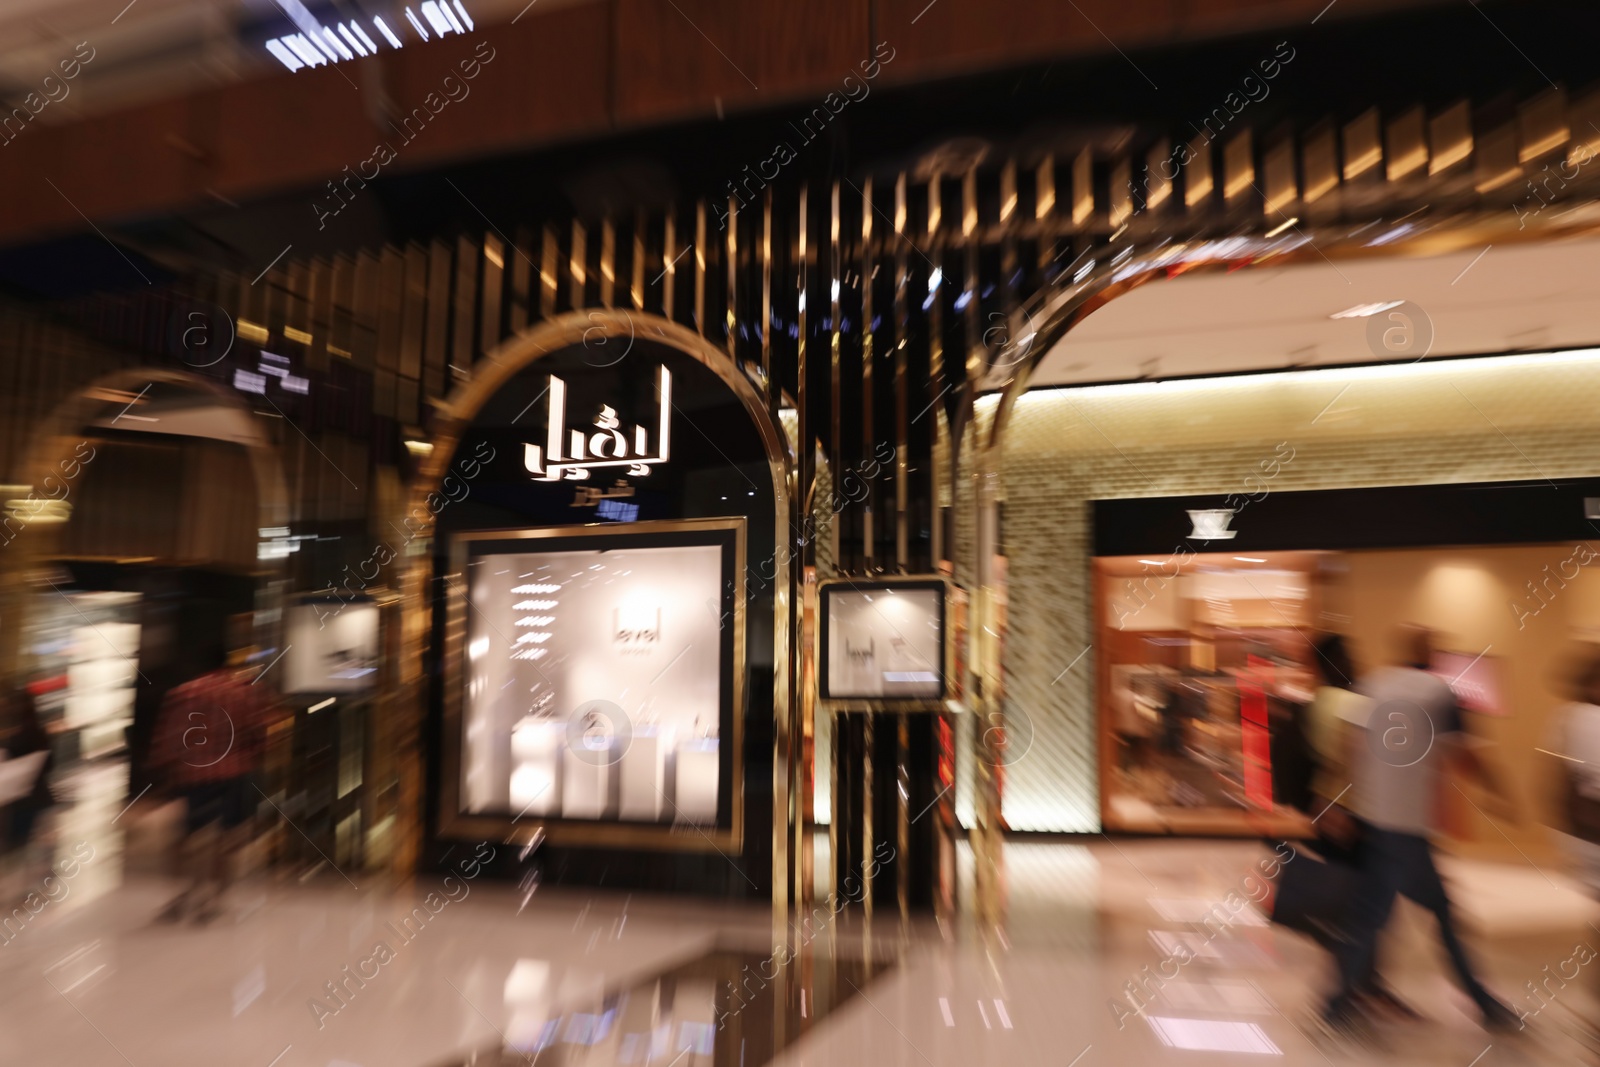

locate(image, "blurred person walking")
[[1322, 625, 1518, 1036], [149, 615, 277, 924], [1543, 646, 1600, 1052], [1290, 634, 1427, 1021], [1304, 635, 1370, 860]]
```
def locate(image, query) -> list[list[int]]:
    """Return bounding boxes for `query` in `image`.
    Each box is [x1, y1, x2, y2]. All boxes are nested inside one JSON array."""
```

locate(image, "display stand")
[[280, 594, 387, 872], [817, 576, 963, 930]]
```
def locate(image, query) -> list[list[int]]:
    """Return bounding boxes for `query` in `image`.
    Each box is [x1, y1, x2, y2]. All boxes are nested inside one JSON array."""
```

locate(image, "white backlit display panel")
[[284, 602, 380, 694], [460, 542, 726, 824], [821, 584, 945, 701]]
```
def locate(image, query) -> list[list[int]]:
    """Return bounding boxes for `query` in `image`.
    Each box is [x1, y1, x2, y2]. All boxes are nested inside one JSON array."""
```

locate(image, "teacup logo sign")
[[1187, 508, 1238, 541], [524, 366, 672, 482]]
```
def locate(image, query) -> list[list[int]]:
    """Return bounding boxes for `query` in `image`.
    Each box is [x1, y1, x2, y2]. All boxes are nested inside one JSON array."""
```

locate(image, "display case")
[[818, 577, 951, 707], [283, 598, 380, 695], [441, 518, 745, 849], [28, 590, 141, 761]]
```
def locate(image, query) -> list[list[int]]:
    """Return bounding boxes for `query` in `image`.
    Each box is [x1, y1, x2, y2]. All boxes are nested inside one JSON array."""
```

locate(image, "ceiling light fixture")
[[1329, 300, 1405, 319]]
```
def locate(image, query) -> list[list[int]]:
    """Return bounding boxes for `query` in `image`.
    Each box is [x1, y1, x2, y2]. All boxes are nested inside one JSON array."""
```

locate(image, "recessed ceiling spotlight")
[[1329, 300, 1405, 319]]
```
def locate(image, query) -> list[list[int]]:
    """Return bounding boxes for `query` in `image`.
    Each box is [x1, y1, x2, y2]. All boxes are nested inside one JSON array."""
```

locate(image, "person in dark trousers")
[[0, 690, 55, 893], [1295, 634, 1424, 1022], [148, 615, 277, 924], [1322, 625, 1517, 1037]]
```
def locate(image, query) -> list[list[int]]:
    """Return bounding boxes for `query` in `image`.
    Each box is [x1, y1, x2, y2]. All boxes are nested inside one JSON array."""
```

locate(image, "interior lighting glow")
[[321, 27, 354, 61], [437, 0, 466, 33], [421, 2, 453, 34], [1328, 300, 1404, 319], [337, 24, 368, 56], [265, 39, 304, 71], [373, 16, 403, 48], [1146, 1017, 1281, 1055], [265, 2, 472, 70]]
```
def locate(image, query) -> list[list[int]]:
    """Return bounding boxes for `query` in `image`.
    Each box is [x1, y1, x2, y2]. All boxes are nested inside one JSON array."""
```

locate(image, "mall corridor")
[[1, 831, 1595, 1066], [4, 0, 1600, 1063]]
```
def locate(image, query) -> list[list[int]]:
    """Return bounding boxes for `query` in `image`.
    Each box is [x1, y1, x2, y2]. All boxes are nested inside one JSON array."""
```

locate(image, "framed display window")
[[818, 578, 951, 707], [440, 517, 745, 850], [283, 599, 381, 695]]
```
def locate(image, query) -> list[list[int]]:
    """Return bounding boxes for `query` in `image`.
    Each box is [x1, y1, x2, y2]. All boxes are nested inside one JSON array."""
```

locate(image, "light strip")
[[405, 7, 430, 40], [337, 24, 368, 56], [264, 2, 475, 70], [322, 27, 354, 61], [1328, 299, 1404, 319], [438, 0, 466, 33], [1003, 345, 1600, 405], [421, 2, 453, 35], [265, 39, 304, 71], [372, 16, 403, 48]]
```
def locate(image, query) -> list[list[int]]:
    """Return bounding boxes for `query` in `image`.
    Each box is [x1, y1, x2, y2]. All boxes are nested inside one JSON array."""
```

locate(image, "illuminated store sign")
[[265, 0, 474, 73], [524, 366, 672, 482]]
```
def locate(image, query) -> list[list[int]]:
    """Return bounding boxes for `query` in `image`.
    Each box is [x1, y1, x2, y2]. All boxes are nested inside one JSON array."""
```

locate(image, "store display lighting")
[[265, 1, 474, 72], [1328, 300, 1405, 319]]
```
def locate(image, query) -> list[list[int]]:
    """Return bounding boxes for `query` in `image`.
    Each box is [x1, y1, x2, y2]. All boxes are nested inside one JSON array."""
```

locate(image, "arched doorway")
[[0, 367, 291, 872], [392, 310, 797, 910]]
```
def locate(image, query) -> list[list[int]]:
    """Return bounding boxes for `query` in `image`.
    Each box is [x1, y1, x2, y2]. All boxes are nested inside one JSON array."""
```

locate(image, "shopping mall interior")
[[0, 0, 1599, 1064]]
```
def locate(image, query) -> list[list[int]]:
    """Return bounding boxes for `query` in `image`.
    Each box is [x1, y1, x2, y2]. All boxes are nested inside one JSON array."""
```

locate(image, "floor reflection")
[[432, 947, 895, 1067]]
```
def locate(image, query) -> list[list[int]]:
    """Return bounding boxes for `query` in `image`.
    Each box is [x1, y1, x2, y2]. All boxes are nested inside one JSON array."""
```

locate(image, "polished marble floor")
[[1, 820, 1596, 1067]]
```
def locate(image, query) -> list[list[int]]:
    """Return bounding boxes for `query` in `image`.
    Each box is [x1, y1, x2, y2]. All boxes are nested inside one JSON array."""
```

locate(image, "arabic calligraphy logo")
[[1186, 509, 1238, 541], [581, 309, 636, 368], [524, 366, 672, 482]]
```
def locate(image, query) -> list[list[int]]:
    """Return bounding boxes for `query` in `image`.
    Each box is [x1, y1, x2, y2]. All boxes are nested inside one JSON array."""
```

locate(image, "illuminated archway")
[[395, 310, 797, 912]]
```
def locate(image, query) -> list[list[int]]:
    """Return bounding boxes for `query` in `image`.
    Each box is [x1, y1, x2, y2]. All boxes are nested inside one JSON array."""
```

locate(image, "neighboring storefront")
[[988, 344, 1600, 855]]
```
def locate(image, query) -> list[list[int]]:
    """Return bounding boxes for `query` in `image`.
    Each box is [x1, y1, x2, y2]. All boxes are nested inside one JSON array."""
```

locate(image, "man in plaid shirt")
[[149, 615, 278, 923]]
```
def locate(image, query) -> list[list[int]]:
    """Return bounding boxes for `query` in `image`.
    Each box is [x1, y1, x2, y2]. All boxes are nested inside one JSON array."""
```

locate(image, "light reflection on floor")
[[0, 826, 1594, 1066]]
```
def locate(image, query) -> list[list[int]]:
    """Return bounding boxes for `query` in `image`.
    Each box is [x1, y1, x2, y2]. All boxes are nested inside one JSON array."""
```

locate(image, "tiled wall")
[[990, 349, 1600, 831]]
